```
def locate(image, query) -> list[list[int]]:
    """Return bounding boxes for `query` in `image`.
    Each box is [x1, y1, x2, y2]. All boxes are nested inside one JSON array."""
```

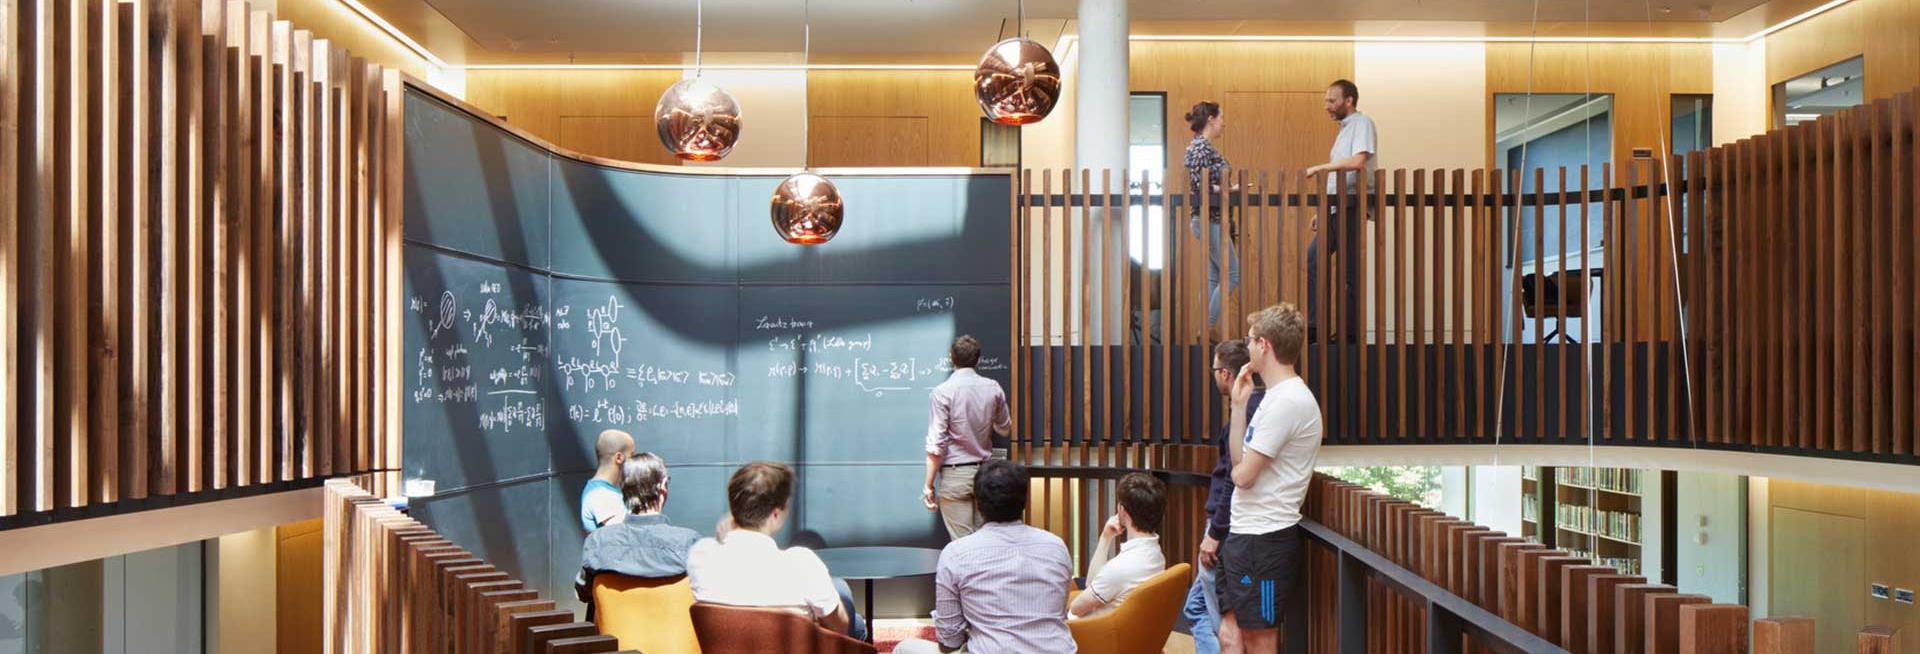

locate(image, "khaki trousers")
[[936, 463, 984, 540]]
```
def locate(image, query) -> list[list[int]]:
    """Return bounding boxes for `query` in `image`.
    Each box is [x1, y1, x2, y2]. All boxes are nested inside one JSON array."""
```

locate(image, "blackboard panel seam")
[[405, 239, 550, 276]]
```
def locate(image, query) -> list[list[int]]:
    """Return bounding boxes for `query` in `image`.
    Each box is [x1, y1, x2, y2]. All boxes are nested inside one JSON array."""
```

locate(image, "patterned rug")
[[870, 624, 936, 654]]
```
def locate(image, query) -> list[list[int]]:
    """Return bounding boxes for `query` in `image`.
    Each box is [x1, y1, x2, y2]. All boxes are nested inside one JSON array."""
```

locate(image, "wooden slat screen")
[[1013, 88, 1920, 472], [2, 0, 401, 523], [323, 479, 633, 654]]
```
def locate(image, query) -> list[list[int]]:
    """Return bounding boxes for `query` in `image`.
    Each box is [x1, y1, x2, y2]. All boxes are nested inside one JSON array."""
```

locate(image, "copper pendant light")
[[772, 0, 843, 245], [974, 37, 1061, 125], [655, 0, 741, 161], [973, 1, 1060, 125], [771, 172, 844, 245]]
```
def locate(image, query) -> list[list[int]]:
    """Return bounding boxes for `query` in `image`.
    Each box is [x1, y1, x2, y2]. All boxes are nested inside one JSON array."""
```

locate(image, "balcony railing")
[[1010, 89, 1920, 467]]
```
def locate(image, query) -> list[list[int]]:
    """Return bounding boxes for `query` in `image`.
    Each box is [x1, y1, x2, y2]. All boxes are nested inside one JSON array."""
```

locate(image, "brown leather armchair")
[[689, 602, 878, 654], [1067, 563, 1193, 654]]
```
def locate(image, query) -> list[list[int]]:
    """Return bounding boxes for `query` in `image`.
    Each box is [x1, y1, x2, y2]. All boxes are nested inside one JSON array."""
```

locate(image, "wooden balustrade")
[[1012, 90, 1920, 467], [324, 478, 636, 654], [2, 0, 403, 523]]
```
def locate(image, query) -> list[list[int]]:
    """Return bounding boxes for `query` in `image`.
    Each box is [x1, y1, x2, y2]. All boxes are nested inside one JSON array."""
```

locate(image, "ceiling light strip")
[[396, 0, 1855, 71], [333, 0, 449, 68], [452, 63, 977, 71]]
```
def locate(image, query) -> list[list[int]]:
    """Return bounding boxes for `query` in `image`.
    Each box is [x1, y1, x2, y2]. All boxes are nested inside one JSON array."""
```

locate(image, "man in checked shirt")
[[921, 335, 1013, 541]]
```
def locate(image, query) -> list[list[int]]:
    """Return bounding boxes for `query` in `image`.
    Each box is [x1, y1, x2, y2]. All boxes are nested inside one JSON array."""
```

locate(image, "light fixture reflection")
[[770, 172, 844, 245], [973, 37, 1061, 125], [654, 78, 742, 161]]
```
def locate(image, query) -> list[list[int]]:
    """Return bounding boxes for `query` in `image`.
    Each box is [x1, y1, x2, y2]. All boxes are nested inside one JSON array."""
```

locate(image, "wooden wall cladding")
[[1, 0, 401, 522]]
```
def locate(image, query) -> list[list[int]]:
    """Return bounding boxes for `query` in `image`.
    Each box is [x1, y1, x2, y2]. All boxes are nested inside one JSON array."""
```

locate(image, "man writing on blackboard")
[[922, 335, 1013, 540]]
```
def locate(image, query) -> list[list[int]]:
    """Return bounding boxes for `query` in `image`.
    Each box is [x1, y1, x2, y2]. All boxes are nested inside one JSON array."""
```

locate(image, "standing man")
[[1219, 304, 1323, 654], [1181, 339, 1265, 653], [1304, 79, 1378, 344], [580, 429, 636, 532], [922, 335, 1013, 540]]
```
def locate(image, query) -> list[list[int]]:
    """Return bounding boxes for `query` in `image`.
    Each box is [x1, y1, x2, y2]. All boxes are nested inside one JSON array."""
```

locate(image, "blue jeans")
[[1182, 561, 1222, 654], [834, 577, 870, 641], [1191, 218, 1241, 326]]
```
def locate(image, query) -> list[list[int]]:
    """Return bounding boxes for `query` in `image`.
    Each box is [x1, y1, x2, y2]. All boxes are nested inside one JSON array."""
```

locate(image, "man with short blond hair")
[[1217, 303, 1321, 654]]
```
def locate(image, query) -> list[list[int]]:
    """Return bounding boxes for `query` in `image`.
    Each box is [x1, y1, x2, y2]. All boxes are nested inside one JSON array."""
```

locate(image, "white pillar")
[[1073, 0, 1129, 174]]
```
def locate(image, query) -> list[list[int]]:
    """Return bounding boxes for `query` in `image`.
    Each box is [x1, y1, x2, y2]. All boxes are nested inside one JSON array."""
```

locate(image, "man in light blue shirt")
[[1305, 79, 1378, 345], [579, 429, 634, 532]]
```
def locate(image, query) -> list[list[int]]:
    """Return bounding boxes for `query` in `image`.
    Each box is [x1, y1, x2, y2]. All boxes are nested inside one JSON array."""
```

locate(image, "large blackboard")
[[401, 88, 1012, 612]]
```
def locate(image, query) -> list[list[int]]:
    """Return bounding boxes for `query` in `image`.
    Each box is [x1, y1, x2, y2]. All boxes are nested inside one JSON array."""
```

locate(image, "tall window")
[[1773, 56, 1863, 128], [1494, 93, 1614, 265], [1127, 93, 1167, 271]]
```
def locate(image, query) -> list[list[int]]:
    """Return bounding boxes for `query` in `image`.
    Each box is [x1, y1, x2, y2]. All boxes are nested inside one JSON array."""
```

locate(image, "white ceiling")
[[429, 0, 1774, 56]]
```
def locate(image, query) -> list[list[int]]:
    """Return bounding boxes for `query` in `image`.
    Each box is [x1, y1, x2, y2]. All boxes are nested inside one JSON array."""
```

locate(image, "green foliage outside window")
[[1319, 466, 1441, 507]]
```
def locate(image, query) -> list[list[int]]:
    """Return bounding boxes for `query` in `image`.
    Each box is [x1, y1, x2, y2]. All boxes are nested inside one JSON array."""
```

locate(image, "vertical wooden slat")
[[382, 68, 402, 488], [1556, 167, 1569, 442], [113, 0, 147, 500], [1101, 169, 1114, 469], [1412, 171, 1427, 441], [1470, 170, 1487, 441], [201, 0, 227, 489], [1600, 164, 1614, 442], [1686, 151, 1704, 444], [1159, 168, 1171, 460], [0, 0, 19, 516], [1079, 168, 1090, 464], [175, 0, 203, 494], [19, 0, 57, 513], [1040, 169, 1052, 469], [145, 0, 179, 496], [311, 40, 334, 477], [1579, 166, 1591, 443], [1625, 162, 1642, 442], [292, 28, 314, 479], [250, 8, 271, 485], [1398, 169, 1411, 441], [1488, 169, 1505, 443], [1531, 168, 1544, 441], [271, 19, 292, 481], [52, 0, 92, 509], [1901, 92, 1918, 457], [224, 0, 249, 488], [1849, 109, 1869, 453], [1120, 170, 1134, 463], [1451, 169, 1466, 440], [1869, 101, 1890, 455], [1371, 170, 1386, 442], [85, 0, 119, 504]]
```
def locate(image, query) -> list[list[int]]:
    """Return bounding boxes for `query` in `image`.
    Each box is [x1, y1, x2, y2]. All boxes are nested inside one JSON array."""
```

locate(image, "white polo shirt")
[[1327, 111, 1379, 194], [1075, 535, 1166, 620], [1229, 376, 1324, 535], [686, 530, 841, 620]]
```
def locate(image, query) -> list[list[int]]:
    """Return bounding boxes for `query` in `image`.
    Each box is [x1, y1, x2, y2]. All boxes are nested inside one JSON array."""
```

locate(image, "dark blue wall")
[[401, 89, 1013, 612]]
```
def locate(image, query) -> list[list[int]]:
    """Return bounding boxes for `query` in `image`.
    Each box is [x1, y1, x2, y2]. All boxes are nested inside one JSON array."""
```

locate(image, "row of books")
[[1557, 467, 1643, 494], [1564, 548, 1641, 576], [1555, 504, 1640, 542]]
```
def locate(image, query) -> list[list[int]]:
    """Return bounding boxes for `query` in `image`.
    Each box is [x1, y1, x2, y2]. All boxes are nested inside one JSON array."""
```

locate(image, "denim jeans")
[[834, 577, 870, 641], [1191, 217, 1241, 326], [1306, 200, 1361, 342], [1182, 561, 1222, 654]]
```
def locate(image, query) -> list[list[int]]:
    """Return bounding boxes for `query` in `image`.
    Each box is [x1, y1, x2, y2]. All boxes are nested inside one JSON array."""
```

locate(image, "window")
[[1127, 93, 1167, 270], [1494, 93, 1614, 265], [1773, 56, 1863, 128]]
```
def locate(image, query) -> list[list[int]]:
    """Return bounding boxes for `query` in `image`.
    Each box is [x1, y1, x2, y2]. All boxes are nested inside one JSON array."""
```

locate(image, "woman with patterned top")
[[1185, 101, 1243, 327]]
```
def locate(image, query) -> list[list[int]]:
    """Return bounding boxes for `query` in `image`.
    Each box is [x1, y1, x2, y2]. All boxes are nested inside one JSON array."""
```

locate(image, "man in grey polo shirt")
[[1304, 79, 1377, 344]]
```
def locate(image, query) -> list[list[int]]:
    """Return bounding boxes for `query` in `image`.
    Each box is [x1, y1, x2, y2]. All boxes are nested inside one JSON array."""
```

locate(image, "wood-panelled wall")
[[1763, 0, 1920, 102], [1767, 478, 1920, 654], [461, 67, 986, 168], [1484, 42, 1714, 171], [322, 478, 633, 654], [1130, 41, 1355, 175], [1, 0, 402, 522]]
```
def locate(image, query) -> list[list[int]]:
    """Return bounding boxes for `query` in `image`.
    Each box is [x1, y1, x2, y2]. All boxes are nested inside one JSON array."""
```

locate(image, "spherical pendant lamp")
[[973, 37, 1061, 125], [654, 78, 742, 161], [771, 172, 843, 245], [655, 0, 740, 161]]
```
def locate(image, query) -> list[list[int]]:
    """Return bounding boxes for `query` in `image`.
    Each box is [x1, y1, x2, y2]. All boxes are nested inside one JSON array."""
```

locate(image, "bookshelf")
[[1532, 466, 1648, 576]]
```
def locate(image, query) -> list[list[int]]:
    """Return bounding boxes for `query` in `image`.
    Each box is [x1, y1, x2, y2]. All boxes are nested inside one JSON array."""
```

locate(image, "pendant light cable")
[[803, 0, 811, 170], [694, 0, 704, 76]]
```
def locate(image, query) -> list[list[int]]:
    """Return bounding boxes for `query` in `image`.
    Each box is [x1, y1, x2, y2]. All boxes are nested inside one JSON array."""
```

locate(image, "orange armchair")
[[591, 573, 703, 654], [1068, 563, 1193, 654], [689, 603, 878, 654]]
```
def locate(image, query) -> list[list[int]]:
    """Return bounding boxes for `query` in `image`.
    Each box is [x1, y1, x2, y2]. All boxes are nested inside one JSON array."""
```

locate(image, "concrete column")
[[1073, 0, 1129, 174]]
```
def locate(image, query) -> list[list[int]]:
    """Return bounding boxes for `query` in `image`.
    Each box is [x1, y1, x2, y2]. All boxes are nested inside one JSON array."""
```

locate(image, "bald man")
[[580, 429, 636, 532]]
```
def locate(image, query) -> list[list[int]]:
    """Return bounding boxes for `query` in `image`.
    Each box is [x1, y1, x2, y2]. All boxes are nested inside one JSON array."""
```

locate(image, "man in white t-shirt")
[[687, 461, 867, 640], [1217, 303, 1323, 654], [1069, 472, 1167, 620]]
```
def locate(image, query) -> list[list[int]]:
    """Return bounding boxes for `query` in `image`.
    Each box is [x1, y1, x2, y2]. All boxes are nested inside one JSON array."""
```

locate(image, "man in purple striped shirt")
[[921, 335, 1013, 540], [897, 459, 1076, 654]]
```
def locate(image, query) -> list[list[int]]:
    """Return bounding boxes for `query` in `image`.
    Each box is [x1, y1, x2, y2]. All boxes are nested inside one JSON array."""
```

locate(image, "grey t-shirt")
[[1328, 112, 1379, 194]]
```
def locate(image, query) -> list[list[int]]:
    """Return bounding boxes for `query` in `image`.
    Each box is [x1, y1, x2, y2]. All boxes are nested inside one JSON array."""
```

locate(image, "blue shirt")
[[580, 479, 623, 532], [575, 513, 702, 603]]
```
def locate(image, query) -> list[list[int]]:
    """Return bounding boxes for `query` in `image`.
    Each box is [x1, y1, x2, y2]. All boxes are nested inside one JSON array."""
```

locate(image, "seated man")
[[574, 453, 699, 604], [580, 429, 636, 532], [1069, 472, 1167, 620], [897, 459, 1076, 654], [687, 461, 868, 641]]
